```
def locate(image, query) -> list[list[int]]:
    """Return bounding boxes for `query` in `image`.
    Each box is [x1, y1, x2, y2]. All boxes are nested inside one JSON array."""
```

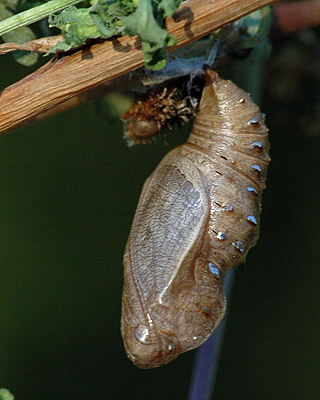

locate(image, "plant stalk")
[[0, 0, 82, 36]]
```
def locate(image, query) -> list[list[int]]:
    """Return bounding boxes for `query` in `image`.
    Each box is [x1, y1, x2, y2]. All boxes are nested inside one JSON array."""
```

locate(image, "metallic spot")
[[225, 205, 233, 212], [233, 241, 244, 253], [251, 141, 263, 149], [217, 232, 227, 240], [168, 343, 175, 352], [208, 262, 220, 279], [248, 118, 259, 126], [247, 215, 257, 225], [251, 164, 261, 173], [202, 307, 211, 316], [247, 186, 258, 196], [134, 325, 151, 344]]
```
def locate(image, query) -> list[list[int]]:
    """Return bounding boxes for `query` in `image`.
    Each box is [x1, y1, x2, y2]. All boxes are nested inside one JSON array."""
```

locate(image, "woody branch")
[[0, 0, 277, 135]]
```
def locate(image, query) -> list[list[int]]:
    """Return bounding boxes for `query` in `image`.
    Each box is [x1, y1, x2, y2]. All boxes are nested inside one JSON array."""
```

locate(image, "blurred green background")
[[1, 28, 320, 400]]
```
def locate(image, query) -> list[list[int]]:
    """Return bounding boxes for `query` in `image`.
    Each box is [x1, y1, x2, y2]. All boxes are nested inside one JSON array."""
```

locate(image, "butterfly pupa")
[[121, 68, 270, 368]]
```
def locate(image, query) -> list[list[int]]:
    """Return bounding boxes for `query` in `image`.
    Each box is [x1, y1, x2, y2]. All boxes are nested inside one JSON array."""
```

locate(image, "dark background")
[[1, 28, 320, 399]]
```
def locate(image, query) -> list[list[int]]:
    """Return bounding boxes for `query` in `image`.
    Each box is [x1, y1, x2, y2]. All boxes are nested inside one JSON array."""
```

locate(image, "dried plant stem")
[[0, 0, 275, 135]]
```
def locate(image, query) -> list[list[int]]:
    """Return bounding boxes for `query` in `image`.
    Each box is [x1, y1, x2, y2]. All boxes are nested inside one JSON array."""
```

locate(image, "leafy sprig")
[[0, 0, 181, 69], [49, 0, 180, 70], [48, 0, 181, 69]]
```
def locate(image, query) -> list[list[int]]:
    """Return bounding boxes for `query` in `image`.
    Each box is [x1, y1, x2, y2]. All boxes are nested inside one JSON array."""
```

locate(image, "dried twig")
[[0, 0, 275, 135], [0, 35, 63, 54]]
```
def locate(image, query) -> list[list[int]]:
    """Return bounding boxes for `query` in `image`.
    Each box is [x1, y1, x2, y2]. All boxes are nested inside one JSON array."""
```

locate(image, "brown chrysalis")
[[121, 68, 270, 368]]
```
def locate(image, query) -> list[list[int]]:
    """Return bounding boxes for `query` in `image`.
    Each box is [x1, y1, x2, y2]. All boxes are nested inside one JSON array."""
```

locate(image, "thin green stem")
[[0, 0, 82, 37]]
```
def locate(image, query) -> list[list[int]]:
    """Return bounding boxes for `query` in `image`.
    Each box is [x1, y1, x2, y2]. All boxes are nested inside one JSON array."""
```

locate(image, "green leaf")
[[158, 0, 181, 18], [0, 389, 14, 400], [48, 6, 101, 49], [121, 0, 177, 69], [89, 0, 130, 38], [142, 44, 167, 70], [122, 0, 168, 49], [46, 0, 180, 68], [46, 40, 74, 54]]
